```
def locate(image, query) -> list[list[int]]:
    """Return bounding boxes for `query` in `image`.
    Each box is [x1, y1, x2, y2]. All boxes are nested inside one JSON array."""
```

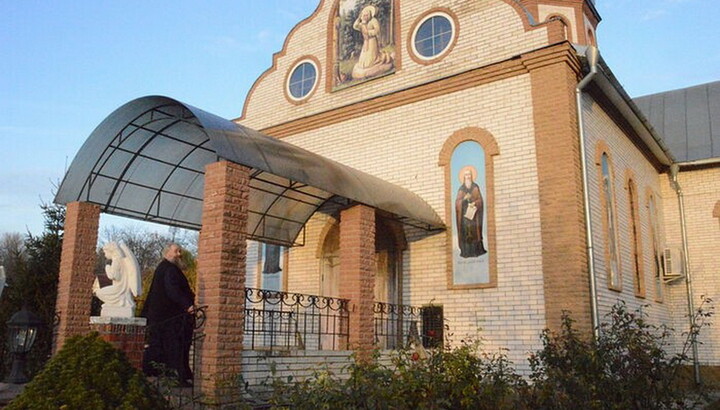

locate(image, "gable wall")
[[239, 0, 549, 130]]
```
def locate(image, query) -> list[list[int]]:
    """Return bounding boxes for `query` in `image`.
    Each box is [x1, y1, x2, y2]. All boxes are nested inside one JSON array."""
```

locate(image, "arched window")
[[597, 149, 622, 291], [647, 193, 664, 302], [626, 176, 644, 297]]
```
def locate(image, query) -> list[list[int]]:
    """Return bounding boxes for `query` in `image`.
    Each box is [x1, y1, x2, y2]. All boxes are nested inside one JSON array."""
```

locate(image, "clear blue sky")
[[1, 0, 717, 236]]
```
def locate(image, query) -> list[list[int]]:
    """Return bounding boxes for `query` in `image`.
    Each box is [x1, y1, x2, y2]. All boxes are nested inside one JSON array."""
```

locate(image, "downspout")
[[576, 46, 601, 339], [669, 164, 702, 385]]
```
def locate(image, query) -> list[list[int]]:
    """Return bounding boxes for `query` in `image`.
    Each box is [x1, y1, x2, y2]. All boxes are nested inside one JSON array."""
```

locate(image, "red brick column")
[[55, 201, 100, 352], [90, 318, 146, 370], [339, 204, 376, 361], [196, 161, 249, 405]]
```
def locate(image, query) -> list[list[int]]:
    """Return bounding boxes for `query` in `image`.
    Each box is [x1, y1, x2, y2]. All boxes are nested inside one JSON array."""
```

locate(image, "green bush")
[[529, 299, 713, 409], [264, 342, 530, 410], [260, 300, 712, 409], [7, 333, 170, 410]]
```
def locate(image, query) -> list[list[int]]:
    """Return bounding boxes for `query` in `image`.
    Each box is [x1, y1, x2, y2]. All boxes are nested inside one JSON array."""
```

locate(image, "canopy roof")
[[55, 96, 443, 246]]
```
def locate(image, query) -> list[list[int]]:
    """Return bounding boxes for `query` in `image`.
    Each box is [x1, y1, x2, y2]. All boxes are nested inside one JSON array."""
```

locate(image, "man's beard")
[[173, 257, 187, 270], [464, 180, 472, 189]]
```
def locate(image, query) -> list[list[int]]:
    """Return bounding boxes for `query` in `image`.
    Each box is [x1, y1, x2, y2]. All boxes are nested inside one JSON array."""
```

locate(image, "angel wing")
[[118, 242, 142, 297]]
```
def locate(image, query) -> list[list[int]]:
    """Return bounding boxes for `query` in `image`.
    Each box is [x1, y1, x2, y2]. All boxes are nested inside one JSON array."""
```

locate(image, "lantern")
[[5, 308, 43, 384]]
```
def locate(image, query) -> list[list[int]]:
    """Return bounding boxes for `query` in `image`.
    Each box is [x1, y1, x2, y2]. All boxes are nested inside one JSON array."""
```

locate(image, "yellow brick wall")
[[239, 0, 549, 130], [278, 76, 546, 372], [661, 168, 720, 365], [582, 93, 673, 323]]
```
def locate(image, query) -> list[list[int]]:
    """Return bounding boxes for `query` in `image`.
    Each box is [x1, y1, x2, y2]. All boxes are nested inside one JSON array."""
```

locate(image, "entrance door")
[[320, 225, 341, 349]]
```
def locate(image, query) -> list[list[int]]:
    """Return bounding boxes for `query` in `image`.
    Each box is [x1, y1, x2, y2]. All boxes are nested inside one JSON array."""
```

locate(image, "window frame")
[[256, 242, 288, 292], [646, 191, 664, 303], [438, 127, 499, 290], [408, 8, 459, 65], [625, 173, 645, 298], [595, 145, 622, 292], [284, 56, 321, 104]]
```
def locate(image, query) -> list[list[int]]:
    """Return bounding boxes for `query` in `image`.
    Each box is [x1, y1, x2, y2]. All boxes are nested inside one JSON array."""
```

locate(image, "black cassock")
[[141, 259, 195, 382]]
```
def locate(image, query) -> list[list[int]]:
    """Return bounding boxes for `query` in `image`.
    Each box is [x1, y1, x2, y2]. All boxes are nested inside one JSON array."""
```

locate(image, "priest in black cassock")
[[141, 243, 195, 386]]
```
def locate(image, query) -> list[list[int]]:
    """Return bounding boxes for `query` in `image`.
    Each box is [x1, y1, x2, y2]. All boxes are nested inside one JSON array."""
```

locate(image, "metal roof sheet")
[[55, 96, 444, 246], [634, 81, 720, 162]]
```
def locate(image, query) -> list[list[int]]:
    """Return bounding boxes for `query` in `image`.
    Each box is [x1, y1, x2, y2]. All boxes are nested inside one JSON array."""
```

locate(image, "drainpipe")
[[669, 164, 702, 385], [576, 46, 601, 340]]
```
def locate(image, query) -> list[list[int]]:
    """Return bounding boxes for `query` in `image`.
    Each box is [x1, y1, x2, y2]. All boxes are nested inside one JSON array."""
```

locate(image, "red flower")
[[411, 352, 420, 361], [427, 330, 436, 338]]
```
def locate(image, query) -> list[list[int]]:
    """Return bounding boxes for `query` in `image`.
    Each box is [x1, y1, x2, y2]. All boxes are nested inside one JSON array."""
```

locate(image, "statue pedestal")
[[89, 316, 147, 370]]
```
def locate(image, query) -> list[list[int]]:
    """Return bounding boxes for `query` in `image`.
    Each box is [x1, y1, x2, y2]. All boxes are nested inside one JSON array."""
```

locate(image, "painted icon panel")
[[450, 141, 489, 285], [333, 0, 396, 90]]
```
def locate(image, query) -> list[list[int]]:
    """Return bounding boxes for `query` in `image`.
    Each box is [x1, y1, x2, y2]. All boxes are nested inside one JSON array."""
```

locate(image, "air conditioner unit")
[[663, 247, 685, 282]]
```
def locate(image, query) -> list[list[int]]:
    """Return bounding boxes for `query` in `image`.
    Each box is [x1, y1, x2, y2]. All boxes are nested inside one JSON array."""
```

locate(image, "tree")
[[0, 201, 65, 378], [0, 232, 25, 272]]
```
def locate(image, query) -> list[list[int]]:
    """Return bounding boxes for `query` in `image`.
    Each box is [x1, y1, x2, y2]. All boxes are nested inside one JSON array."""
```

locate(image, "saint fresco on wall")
[[333, 0, 396, 90], [450, 141, 489, 285]]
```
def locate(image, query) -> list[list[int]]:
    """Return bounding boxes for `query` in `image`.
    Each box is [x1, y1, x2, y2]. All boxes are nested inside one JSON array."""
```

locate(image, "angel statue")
[[93, 241, 142, 318], [0, 266, 6, 300]]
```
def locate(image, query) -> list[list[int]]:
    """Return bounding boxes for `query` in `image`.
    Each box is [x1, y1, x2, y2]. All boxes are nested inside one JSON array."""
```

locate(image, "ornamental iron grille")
[[373, 302, 443, 349], [244, 288, 349, 351]]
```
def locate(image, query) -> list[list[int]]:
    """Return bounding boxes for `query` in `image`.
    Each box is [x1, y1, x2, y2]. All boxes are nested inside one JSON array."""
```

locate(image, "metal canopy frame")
[[56, 96, 444, 246]]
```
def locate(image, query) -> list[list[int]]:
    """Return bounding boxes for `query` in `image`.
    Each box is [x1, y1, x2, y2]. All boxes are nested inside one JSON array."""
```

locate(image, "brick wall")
[[241, 350, 355, 389], [55, 201, 100, 351], [270, 74, 546, 374], [527, 46, 591, 335], [581, 93, 673, 326], [661, 168, 720, 365], [241, 349, 395, 390], [239, 0, 549, 129], [90, 319, 146, 370]]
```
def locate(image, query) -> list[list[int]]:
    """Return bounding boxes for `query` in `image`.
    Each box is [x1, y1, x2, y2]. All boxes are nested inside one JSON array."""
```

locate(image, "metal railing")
[[373, 302, 423, 350], [244, 288, 349, 351]]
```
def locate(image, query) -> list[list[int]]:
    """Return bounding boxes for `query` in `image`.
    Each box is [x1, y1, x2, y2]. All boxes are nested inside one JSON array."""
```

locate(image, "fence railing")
[[244, 288, 349, 351], [373, 302, 423, 350]]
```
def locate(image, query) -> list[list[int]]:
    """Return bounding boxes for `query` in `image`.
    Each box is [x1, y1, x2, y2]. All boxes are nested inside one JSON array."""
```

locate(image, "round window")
[[412, 12, 456, 61], [287, 61, 318, 101]]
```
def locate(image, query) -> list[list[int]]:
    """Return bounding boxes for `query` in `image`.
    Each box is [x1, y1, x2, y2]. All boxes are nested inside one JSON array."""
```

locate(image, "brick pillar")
[[55, 201, 100, 351], [196, 161, 248, 405], [90, 317, 147, 370], [525, 44, 591, 336], [339, 204, 376, 361]]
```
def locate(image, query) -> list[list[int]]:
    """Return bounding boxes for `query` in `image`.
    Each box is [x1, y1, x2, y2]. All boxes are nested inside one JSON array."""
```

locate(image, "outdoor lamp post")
[[5, 307, 43, 384]]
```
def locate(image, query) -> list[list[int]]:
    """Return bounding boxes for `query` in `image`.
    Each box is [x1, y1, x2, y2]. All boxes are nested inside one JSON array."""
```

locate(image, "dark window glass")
[[422, 305, 443, 348], [288, 62, 317, 99]]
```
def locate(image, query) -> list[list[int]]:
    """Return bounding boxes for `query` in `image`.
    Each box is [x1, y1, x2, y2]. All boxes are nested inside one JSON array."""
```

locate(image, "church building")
[[54, 0, 719, 401]]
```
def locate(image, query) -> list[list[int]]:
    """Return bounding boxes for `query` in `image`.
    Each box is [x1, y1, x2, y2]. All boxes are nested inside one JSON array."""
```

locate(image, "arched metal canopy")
[[55, 96, 444, 246]]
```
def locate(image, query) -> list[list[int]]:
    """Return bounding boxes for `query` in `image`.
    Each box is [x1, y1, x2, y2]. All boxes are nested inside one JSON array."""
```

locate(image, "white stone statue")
[[0, 266, 6, 300], [93, 241, 142, 318]]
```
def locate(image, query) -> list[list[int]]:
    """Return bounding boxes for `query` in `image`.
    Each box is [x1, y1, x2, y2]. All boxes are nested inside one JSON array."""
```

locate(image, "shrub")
[[7, 333, 170, 410], [265, 342, 529, 410], [261, 300, 712, 409], [528, 299, 713, 409]]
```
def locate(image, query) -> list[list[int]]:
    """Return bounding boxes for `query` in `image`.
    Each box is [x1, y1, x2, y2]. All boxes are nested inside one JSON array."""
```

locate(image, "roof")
[[55, 96, 444, 246], [575, 45, 674, 167], [633, 81, 720, 162]]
